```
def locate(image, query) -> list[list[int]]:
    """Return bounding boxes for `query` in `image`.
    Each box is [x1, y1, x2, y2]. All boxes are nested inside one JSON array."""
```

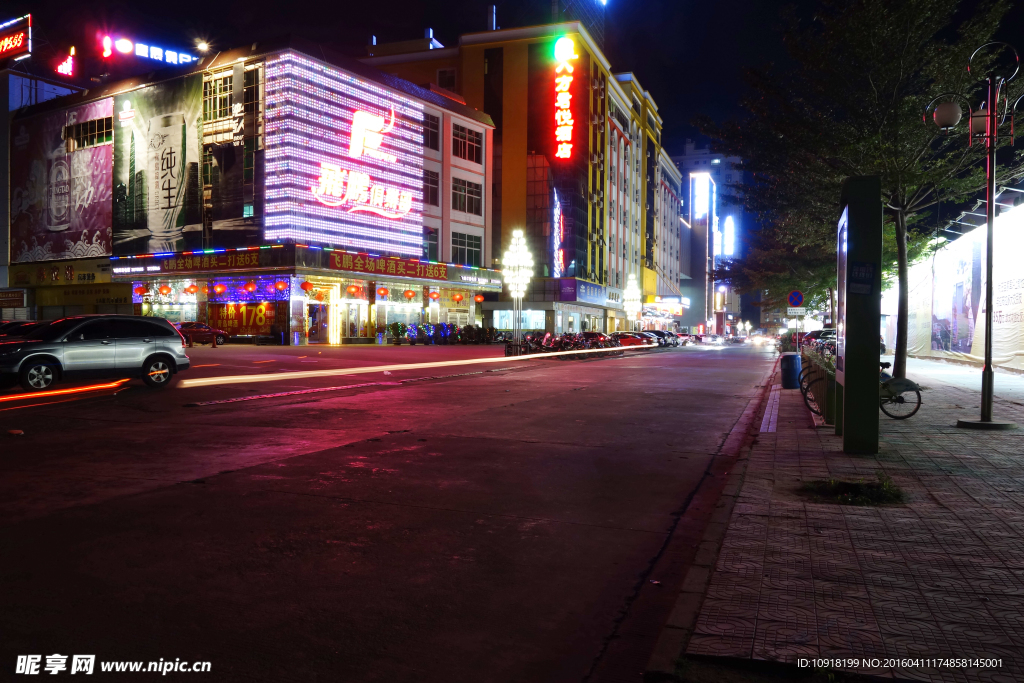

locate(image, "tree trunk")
[[894, 210, 909, 379]]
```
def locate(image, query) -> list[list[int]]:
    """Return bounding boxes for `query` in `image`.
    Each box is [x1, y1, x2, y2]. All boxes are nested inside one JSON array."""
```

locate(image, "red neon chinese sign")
[[0, 13, 30, 62], [56, 47, 74, 76], [311, 106, 413, 219], [553, 36, 578, 160]]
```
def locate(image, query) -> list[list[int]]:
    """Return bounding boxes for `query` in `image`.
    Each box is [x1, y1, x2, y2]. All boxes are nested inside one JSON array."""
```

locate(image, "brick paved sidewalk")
[[681, 371, 1024, 683]]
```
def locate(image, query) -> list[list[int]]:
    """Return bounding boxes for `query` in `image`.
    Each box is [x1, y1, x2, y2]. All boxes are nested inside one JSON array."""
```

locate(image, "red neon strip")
[[0, 379, 130, 403]]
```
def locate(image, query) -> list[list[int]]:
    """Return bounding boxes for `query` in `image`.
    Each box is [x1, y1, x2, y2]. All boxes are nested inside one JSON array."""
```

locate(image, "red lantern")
[[213, 284, 226, 295], [428, 291, 440, 300], [184, 285, 198, 294], [244, 281, 257, 293], [300, 281, 314, 292], [202, 285, 209, 294], [133, 285, 148, 296], [275, 280, 289, 291], [403, 290, 416, 300], [346, 284, 359, 295], [376, 287, 389, 297], [158, 285, 172, 296], [315, 291, 325, 301], [474, 294, 485, 303], [452, 293, 464, 303]]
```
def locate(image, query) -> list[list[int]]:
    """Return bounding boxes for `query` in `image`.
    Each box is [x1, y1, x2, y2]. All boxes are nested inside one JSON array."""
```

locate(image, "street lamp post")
[[623, 273, 642, 332], [925, 42, 1018, 429], [503, 229, 534, 355]]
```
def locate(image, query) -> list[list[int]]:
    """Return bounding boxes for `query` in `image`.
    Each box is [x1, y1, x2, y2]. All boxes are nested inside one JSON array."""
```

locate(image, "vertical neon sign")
[[553, 37, 577, 160], [553, 189, 564, 277]]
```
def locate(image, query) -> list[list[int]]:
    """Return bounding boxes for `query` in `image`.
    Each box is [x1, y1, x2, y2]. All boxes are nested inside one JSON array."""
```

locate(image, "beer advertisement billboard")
[[9, 99, 114, 263], [112, 76, 203, 255]]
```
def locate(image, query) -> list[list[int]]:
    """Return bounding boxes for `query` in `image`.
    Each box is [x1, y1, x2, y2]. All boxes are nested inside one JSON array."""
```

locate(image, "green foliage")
[[698, 0, 1024, 373], [386, 322, 407, 339]]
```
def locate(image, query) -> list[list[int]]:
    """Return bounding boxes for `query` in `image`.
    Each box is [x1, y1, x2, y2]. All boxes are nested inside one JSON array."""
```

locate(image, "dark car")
[[176, 321, 229, 346], [648, 330, 679, 347], [0, 315, 190, 392], [0, 321, 46, 338]]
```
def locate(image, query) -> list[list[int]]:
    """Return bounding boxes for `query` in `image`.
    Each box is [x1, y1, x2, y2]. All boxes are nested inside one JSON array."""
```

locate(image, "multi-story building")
[[6, 37, 502, 343], [1, 13, 80, 308], [673, 140, 748, 335], [365, 21, 694, 333]]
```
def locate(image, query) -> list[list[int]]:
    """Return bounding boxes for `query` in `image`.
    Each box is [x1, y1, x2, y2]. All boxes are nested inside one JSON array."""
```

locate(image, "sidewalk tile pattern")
[[687, 379, 1024, 683]]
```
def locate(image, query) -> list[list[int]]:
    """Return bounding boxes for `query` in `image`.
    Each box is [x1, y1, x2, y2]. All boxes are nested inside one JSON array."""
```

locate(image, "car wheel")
[[142, 356, 174, 388], [20, 361, 58, 392], [215, 335, 227, 345]]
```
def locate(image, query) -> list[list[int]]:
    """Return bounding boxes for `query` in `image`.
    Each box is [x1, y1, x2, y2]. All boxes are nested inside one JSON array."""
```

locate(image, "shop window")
[[437, 68, 457, 91], [452, 232, 481, 267], [64, 117, 113, 151], [424, 170, 440, 206], [203, 75, 232, 122], [424, 113, 440, 151], [452, 123, 482, 164], [423, 228, 438, 262], [452, 178, 482, 216]]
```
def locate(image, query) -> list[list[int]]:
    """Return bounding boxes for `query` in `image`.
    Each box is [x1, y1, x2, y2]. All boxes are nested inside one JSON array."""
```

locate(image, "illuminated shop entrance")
[[307, 303, 330, 343]]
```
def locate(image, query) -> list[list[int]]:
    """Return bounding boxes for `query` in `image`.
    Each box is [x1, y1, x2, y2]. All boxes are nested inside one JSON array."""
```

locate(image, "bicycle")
[[878, 362, 922, 419]]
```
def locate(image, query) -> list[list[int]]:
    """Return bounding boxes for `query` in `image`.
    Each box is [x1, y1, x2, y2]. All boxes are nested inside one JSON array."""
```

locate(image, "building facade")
[[365, 22, 693, 334], [5, 37, 502, 343], [673, 140, 748, 335]]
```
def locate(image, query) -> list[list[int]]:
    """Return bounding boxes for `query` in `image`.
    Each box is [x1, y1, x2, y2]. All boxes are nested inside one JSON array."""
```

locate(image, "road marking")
[[178, 346, 651, 389], [0, 379, 131, 404], [184, 381, 403, 406]]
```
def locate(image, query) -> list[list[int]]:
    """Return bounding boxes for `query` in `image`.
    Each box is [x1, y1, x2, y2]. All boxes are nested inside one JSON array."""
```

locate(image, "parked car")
[[703, 334, 725, 345], [175, 321, 229, 346], [647, 330, 679, 347], [0, 315, 190, 392], [611, 332, 654, 347], [675, 332, 693, 345]]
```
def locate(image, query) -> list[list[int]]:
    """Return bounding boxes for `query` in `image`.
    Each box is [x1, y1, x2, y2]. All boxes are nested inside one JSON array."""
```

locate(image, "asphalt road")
[[0, 342, 774, 682]]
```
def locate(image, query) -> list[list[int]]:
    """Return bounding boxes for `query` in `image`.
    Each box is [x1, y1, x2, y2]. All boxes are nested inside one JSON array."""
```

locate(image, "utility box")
[[836, 176, 883, 454]]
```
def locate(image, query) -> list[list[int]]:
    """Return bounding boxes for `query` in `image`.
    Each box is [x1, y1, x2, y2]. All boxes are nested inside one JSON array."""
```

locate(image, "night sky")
[[12, 0, 1024, 156]]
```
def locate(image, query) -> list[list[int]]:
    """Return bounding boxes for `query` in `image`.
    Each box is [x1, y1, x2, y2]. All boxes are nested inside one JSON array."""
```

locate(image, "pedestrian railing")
[[801, 348, 837, 425]]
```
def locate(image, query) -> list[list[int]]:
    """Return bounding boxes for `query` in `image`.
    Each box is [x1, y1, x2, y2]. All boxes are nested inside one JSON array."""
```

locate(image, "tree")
[[699, 0, 1024, 377]]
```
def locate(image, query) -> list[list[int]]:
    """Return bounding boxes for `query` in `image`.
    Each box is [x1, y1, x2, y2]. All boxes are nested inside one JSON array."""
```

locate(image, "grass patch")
[[797, 471, 904, 506]]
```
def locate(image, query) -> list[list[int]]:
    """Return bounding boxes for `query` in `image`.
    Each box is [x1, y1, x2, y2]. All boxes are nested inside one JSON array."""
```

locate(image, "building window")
[[452, 178, 483, 215], [452, 232, 482, 267], [424, 113, 440, 151], [437, 68, 457, 90], [64, 117, 113, 151], [424, 170, 440, 206], [203, 75, 232, 121], [423, 227, 438, 262], [452, 123, 482, 164]]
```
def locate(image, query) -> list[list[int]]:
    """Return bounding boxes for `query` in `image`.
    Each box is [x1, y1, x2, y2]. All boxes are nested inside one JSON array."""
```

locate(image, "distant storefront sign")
[[328, 251, 447, 281], [0, 290, 27, 308]]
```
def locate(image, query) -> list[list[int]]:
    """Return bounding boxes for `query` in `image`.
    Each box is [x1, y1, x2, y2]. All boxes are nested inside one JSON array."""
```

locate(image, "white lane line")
[[177, 346, 651, 389]]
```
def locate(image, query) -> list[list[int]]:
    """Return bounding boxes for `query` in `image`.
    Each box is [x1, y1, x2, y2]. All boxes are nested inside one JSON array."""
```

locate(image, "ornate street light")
[[503, 229, 534, 354], [924, 42, 1020, 429], [623, 273, 642, 332]]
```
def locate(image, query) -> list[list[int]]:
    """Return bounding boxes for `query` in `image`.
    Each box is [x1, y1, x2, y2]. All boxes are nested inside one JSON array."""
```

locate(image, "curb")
[[643, 355, 781, 680]]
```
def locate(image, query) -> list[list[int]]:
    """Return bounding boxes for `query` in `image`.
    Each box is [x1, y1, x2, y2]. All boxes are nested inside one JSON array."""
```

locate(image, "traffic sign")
[[788, 290, 804, 307], [787, 307, 807, 316]]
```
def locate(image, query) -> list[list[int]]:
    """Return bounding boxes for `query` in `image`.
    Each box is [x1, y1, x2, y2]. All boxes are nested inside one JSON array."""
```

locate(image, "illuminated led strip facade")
[[265, 51, 426, 257]]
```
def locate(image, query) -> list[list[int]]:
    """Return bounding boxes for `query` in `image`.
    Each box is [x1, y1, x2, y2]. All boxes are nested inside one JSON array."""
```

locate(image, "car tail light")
[[175, 328, 187, 348]]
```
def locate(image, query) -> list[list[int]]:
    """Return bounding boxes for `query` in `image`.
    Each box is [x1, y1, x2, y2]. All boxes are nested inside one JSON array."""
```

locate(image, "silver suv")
[[0, 315, 190, 392]]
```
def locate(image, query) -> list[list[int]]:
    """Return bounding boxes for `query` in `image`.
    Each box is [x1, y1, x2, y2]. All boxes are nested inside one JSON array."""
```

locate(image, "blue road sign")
[[788, 290, 804, 307]]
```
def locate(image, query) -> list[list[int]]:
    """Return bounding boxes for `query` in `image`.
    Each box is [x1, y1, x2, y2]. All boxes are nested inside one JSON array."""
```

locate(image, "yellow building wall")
[[643, 267, 658, 296], [498, 42, 530, 255]]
